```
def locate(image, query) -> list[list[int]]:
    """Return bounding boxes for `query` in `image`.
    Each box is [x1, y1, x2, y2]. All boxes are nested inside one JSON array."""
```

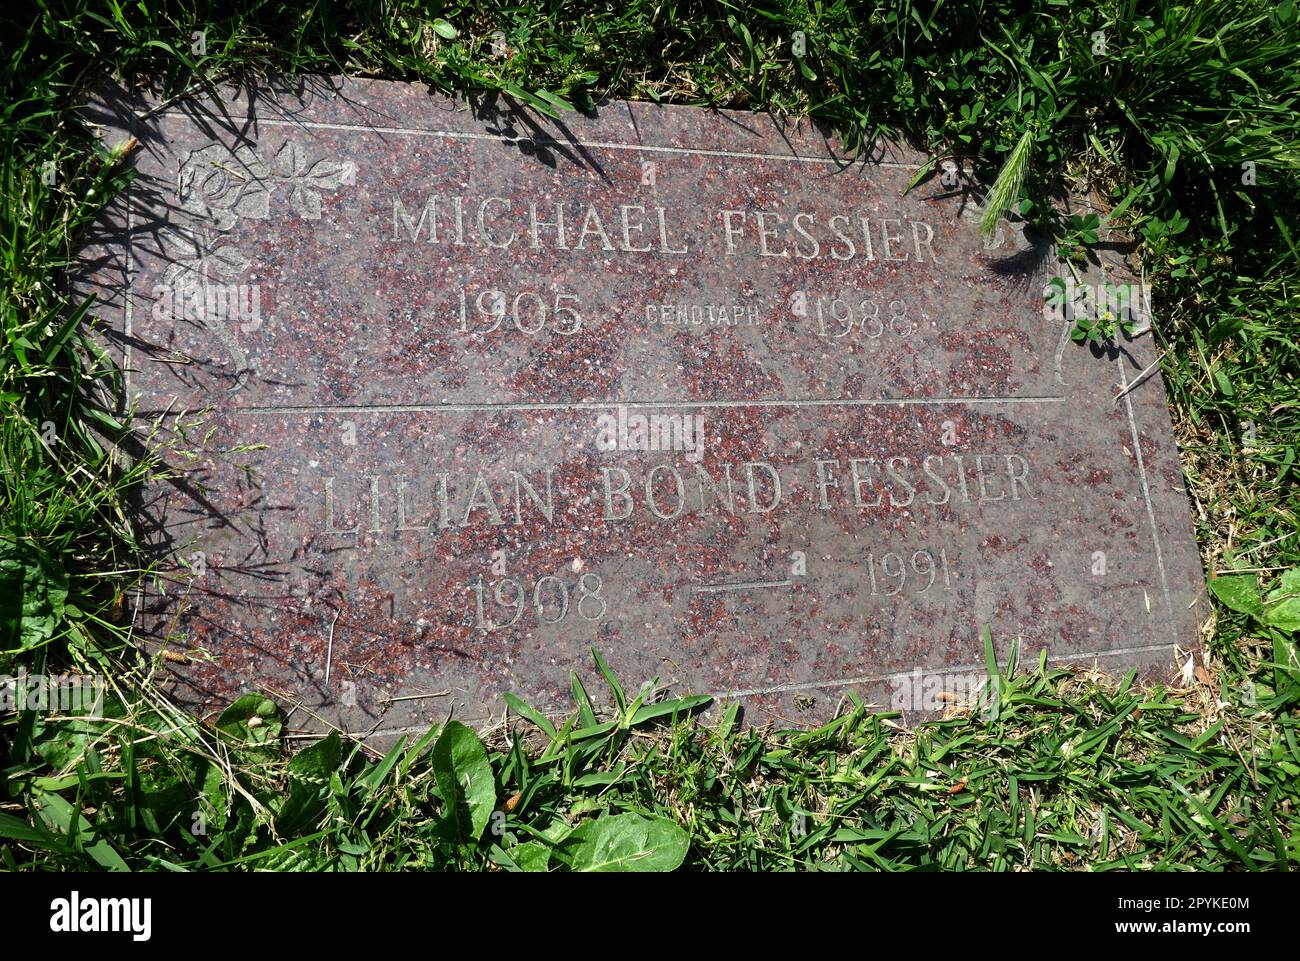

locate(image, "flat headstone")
[[78, 77, 1205, 738]]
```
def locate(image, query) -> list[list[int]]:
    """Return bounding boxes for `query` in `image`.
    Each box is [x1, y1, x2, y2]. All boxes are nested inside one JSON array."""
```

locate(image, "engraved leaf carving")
[[161, 259, 196, 290], [232, 143, 272, 178], [304, 157, 357, 190], [229, 186, 271, 225], [157, 225, 205, 288], [290, 184, 323, 220], [287, 157, 356, 220], [275, 141, 309, 178], [204, 242, 251, 281]]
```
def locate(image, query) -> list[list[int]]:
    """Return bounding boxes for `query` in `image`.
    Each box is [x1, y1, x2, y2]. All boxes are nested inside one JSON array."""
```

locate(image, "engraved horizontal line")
[[359, 640, 1181, 739], [714, 641, 1180, 699], [692, 579, 793, 594], [227, 396, 1067, 416], [154, 112, 919, 167]]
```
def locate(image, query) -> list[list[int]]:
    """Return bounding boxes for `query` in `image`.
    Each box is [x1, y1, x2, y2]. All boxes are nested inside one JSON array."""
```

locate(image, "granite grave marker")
[[78, 77, 1205, 738]]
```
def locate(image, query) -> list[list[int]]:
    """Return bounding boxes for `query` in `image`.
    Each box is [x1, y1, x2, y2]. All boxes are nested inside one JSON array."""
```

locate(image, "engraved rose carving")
[[158, 139, 356, 389], [176, 141, 357, 232], [177, 143, 273, 231]]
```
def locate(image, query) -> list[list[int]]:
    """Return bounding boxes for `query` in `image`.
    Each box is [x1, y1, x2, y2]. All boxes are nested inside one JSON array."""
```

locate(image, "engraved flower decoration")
[[176, 141, 356, 232], [177, 143, 272, 231], [270, 141, 357, 220], [161, 139, 356, 387], [159, 223, 249, 291]]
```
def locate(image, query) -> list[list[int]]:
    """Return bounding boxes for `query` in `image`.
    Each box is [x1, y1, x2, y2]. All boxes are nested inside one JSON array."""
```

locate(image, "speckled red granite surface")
[[77, 77, 1204, 740]]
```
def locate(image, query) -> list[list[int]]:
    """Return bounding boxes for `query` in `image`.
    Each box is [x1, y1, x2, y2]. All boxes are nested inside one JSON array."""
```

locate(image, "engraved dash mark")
[[692, 578, 793, 594]]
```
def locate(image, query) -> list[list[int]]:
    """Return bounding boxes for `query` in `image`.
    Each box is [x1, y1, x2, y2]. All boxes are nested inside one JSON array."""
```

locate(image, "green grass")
[[1, 0, 1298, 870]]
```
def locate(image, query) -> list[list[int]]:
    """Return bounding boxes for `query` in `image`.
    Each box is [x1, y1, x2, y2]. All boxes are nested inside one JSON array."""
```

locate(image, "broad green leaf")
[[84, 838, 130, 871], [0, 533, 69, 655], [1262, 568, 1300, 632], [511, 839, 552, 872], [279, 732, 341, 833], [1207, 574, 1262, 616], [431, 721, 495, 842], [554, 812, 688, 872], [33, 714, 103, 770], [289, 731, 341, 782]]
